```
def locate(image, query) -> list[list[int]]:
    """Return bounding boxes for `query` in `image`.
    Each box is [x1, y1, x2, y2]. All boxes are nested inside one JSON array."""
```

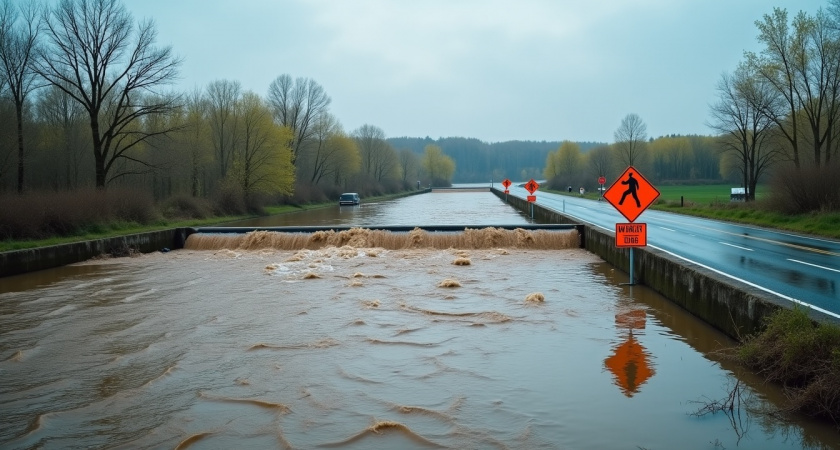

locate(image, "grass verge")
[[0, 204, 327, 253], [653, 200, 840, 240]]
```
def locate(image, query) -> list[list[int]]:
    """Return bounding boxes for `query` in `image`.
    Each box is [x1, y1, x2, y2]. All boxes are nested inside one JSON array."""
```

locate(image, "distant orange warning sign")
[[527, 195, 536, 202], [616, 223, 647, 247], [524, 179, 539, 194], [502, 179, 512, 189], [604, 166, 659, 223]]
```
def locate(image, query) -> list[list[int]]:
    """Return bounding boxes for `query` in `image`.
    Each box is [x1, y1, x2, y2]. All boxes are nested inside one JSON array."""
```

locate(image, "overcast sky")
[[126, 0, 825, 144]]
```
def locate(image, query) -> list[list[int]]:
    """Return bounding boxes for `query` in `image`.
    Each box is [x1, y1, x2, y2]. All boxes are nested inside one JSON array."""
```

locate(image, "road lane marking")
[[659, 227, 676, 232], [720, 242, 753, 251], [788, 259, 840, 274], [537, 198, 840, 318], [649, 245, 840, 320], [653, 217, 840, 256]]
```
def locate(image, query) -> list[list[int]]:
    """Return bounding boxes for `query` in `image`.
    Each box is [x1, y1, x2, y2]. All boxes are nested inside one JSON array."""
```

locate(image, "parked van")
[[339, 193, 360, 205]]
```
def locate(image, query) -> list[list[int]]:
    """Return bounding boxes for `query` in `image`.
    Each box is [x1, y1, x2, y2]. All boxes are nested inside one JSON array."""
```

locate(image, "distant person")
[[619, 172, 641, 207]]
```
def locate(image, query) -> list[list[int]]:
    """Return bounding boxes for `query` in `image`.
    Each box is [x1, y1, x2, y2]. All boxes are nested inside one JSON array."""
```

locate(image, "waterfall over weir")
[[184, 225, 582, 251]]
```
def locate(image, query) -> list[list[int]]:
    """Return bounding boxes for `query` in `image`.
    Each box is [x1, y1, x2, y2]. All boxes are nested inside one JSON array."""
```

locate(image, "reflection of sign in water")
[[615, 309, 646, 330], [604, 332, 655, 397]]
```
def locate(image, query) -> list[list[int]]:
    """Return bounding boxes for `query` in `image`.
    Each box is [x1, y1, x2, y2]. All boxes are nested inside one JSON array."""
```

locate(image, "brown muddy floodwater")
[[1, 193, 839, 449]]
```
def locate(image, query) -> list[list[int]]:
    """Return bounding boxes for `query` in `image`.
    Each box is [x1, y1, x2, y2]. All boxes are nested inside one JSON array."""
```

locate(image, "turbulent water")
[[1, 194, 839, 449], [184, 227, 580, 252]]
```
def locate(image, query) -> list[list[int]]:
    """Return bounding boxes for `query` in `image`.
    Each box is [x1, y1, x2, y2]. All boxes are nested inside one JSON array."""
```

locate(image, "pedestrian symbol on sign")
[[618, 172, 641, 208], [603, 166, 659, 223]]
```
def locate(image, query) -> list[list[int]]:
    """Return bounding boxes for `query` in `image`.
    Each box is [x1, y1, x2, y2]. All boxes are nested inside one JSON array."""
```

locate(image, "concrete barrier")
[[492, 188, 836, 339], [0, 228, 191, 278]]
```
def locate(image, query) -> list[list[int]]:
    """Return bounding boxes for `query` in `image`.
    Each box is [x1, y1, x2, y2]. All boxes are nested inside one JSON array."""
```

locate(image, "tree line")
[[3, 0, 837, 218], [389, 136, 604, 183], [0, 0, 455, 213]]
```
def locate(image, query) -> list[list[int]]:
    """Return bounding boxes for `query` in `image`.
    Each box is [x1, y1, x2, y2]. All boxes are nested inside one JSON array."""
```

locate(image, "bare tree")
[[747, 8, 805, 168], [267, 74, 331, 166], [34, 0, 181, 188], [36, 83, 89, 189], [398, 148, 421, 185], [613, 113, 648, 167], [206, 79, 241, 179], [181, 89, 210, 197], [587, 145, 613, 182], [0, 0, 41, 193], [709, 65, 782, 200], [352, 124, 397, 182], [306, 112, 339, 183]]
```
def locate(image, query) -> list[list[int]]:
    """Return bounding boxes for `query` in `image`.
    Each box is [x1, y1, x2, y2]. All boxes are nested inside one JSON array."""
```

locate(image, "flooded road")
[[225, 190, 534, 228], [1, 192, 839, 449]]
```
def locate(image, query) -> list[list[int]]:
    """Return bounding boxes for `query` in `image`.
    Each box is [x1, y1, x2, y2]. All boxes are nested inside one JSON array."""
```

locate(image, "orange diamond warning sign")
[[604, 166, 659, 223], [502, 178, 512, 189], [524, 179, 539, 194]]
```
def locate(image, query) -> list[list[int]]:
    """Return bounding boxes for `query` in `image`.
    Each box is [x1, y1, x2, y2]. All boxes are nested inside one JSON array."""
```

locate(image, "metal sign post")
[[603, 167, 659, 286], [524, 179, 539, 221]]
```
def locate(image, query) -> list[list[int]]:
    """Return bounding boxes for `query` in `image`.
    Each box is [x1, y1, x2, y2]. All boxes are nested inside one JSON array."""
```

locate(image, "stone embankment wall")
[[493, 188, 835, 340]]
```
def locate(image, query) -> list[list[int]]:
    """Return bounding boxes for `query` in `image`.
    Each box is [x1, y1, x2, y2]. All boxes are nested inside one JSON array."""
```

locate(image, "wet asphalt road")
[[504, 185, 840, 317]]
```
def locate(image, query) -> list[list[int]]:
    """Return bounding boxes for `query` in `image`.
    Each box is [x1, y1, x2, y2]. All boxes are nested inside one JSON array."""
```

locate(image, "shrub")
[[737, 307, 840, 424], [768, 163, 840, 214], [160, 194, 213, 220], [290, 182, 328, 205], [0, 188, 159, 240], [105, 187, 158, 224], [211, 180, 247, 216]]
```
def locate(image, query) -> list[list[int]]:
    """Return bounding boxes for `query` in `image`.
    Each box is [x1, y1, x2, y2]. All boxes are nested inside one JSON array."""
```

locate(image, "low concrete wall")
[[0, 228, 191, 278], [492, 188, 834, 339]]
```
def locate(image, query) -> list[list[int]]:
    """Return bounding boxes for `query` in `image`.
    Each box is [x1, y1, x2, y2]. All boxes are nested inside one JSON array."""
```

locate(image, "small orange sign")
[[502, 179, 512, 189], [504, 189, 509, 194], [527, 195, 536, 202], [616, 223, 647, 247], [603, 166, 659, 223], [524, 179, 539, 194]]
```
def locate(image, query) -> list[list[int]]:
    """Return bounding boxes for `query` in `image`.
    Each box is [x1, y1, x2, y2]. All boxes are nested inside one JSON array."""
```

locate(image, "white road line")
[[541, 199, 840, 319], [649, 244, 840, 320], [659, 227, 676, 232], [788, 259, 840, 274], [720, 242, 753, 252]]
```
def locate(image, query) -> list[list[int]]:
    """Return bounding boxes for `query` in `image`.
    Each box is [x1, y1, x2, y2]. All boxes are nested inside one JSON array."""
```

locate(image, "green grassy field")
[[654, 184, 762, 205]]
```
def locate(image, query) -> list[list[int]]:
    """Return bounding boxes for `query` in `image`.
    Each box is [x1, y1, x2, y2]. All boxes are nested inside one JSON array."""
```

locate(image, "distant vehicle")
[[339, 193, 360, 206]]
